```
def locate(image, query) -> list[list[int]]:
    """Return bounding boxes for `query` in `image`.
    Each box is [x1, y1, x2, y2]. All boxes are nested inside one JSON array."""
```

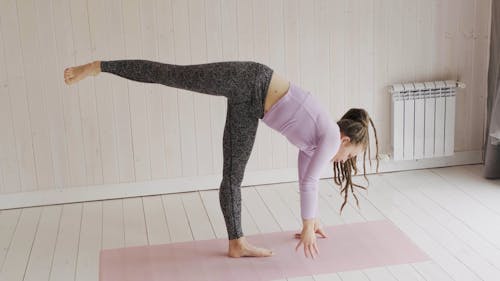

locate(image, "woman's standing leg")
[[219, 101, 258, 240], [221, 100, 274, 258]]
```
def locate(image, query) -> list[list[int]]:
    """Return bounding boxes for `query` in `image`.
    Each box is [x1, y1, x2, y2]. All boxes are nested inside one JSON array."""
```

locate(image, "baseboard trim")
[[0, 150, 483, 210]]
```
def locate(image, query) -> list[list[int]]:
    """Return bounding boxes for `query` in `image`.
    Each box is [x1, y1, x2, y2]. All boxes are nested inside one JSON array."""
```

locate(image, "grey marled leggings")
[[100, 60, 273, 240]]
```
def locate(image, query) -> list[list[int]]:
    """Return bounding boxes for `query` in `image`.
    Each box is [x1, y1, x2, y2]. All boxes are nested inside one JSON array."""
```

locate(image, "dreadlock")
[[334, 108, 380, 214]]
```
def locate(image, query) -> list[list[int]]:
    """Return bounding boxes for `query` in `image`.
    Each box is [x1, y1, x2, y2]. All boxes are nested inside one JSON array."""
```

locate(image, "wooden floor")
[[1, 164, 500, 281]]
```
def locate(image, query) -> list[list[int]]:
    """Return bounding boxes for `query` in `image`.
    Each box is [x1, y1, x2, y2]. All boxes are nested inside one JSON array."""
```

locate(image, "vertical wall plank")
[[458, 0, 476, 151], [387, 0, 404, 156], [330, 0, 346, 118], [253, 0, 273, 171], [221, 0, 238, 60], [345, 0, 361, 109], [417, 0, 434, 82], [0, 0, 37, 191], [236, 0, 259, 171], [70, 0, 103, 186], [431, 0, 443, 80], [372, 0, 388, 162], [442, 0, 463, 150], [0, 160, 3, 193], [34, 0, 70, 190], [53, 0, 88, 188], [87, 0, 120, 184], [141, 0, 167, 181], [0, 24, 6, 193], [470, 0, 492, 150], [172, 0, 198, 177], [189, 0, 214, 176], [359, 0, 374, 114], [351, 0, 363, 109], [104, 0, 135, 183], [315, 0, 332, 110], [387, 0, 404, 84], [284, 0, 300, 168], [298, 0, 316, 93], [402, 0, 418, 82], [0, 23, 22, 193], [205, 0, 225, 176], [17, 0, 55, 190], [122, 0, 152, 181], [236, 0, 254, 61], [157, 0, 182, 178], [268, 0, 288, 169]]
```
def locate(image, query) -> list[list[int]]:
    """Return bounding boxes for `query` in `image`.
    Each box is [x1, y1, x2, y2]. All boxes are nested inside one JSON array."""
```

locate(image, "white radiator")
[[390, 80, 465, 160]]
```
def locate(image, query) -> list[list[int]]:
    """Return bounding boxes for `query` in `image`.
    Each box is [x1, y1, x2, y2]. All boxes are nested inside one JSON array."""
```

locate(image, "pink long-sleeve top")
[[262, 82, 341, 220]]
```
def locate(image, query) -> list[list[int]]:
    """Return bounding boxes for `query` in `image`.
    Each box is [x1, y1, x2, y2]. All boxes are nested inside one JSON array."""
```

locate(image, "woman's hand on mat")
[[295, 218, 327, 259], [294, 218, 328, 240]]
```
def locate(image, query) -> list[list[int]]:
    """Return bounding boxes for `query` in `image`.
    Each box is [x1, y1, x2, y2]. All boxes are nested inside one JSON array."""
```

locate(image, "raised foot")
[[64, 61, 99, 85]]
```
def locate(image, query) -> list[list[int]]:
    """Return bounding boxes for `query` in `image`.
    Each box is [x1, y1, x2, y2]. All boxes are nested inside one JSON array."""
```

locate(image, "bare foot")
[[228, 237, 274, 258], [64, 61, 100, 85]]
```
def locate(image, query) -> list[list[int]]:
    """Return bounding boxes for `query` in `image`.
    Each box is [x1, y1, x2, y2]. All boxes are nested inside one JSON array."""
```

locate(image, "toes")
[[258, 248, 273, 257]]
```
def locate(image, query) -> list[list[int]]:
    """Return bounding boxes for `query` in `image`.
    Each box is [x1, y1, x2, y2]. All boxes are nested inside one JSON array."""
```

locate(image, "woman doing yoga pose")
[[64, 60, 379, 259]]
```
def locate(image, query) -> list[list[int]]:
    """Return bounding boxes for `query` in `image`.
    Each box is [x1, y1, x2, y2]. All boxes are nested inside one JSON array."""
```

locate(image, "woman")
[[64, 60, 379, 259]]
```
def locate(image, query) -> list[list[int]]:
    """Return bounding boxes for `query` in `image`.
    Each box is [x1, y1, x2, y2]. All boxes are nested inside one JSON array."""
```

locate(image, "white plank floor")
[[1, 164, 500, 281]]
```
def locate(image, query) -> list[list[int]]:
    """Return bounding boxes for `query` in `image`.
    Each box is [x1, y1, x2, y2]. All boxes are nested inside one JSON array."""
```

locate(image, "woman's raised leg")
[[64, 59, 273, 118], [67, 60, 266, 102]]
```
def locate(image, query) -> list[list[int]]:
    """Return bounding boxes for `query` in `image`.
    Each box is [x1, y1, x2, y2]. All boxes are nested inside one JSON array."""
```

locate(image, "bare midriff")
[[264, 72, 291, 115]]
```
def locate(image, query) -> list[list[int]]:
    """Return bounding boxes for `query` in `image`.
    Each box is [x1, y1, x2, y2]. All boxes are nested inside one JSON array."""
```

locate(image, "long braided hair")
[[334, 108, 380, 214]]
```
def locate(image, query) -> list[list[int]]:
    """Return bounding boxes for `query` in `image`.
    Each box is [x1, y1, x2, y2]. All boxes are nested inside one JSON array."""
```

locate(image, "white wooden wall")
[[0, 0, 492, 195]]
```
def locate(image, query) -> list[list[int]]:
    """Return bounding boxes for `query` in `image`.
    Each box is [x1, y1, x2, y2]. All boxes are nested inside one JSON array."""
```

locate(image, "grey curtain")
[[484, 0, 500, 178]]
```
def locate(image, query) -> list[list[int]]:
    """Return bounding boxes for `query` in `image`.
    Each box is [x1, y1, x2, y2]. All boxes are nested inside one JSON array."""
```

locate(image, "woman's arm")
[[297, 133, 339, 220], [296, 133, 338, 258]]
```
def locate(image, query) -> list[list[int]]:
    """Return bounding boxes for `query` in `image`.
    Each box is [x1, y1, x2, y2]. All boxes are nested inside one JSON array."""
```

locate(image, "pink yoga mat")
[[100, 220, 429, 281]]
